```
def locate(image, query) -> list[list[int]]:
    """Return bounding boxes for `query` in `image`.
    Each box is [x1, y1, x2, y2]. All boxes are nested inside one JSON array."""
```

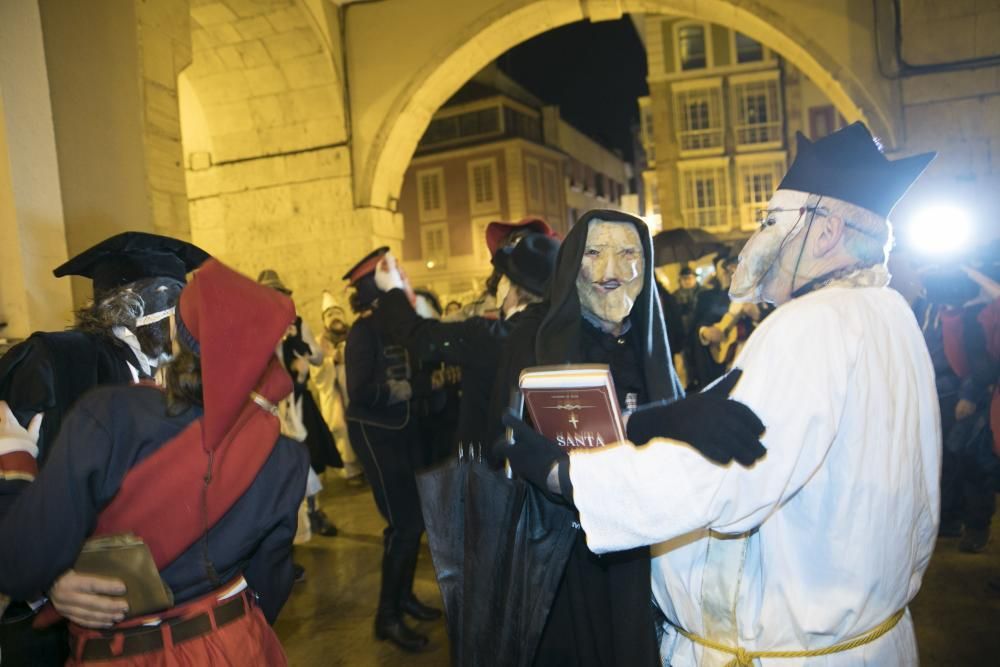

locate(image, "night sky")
[[498, 17, 648, 162]]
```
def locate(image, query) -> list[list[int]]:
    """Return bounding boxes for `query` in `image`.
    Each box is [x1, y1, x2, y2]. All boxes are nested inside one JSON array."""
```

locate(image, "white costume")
[[569, 283, 940, 665]]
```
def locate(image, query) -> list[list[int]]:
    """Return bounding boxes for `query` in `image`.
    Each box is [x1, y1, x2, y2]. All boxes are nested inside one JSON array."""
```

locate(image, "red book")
[[518, 364, 625, 450]]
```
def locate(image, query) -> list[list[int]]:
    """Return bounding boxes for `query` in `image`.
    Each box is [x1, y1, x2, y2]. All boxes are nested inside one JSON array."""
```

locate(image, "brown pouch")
[[73, 533, 174, 617]]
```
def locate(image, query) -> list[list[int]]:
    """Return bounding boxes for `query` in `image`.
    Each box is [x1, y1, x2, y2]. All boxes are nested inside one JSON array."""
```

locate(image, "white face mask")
[[576, 221, 644, 327], [730, 189, 811, 303]]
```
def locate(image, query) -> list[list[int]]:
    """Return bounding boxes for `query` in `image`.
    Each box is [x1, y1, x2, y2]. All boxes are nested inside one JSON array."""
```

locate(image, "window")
[[417, 168, 446, 221], [736, 155, 786, 230], [543, 164, 560, 210], [731, 73, 782, 148], [809, 106, 837, 140], [420, 106, 501, 149], [673, 81, 724, 153], [421, 223, 449, 269], [734, 32, 764, 63], [467, 158, 499, 214], [524, 157, 542, 209], [679, 160, 730, 230], [472, 217, 492, 264], [677, 24, 707, 70], [595, 173, 606, 200]]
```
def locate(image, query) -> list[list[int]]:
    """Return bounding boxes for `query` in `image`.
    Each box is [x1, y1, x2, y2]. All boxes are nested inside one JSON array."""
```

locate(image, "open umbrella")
[[653, 228, 727, 266]]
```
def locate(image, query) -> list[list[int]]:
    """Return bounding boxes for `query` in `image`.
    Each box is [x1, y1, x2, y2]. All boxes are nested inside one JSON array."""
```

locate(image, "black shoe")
[[309, 509, 338, 537], [293, 563, 306, 583], [938, 518, 963, 538], [374, 616, 429, 652], [400, 596, 442, 621], [959, 527, 990, 553]]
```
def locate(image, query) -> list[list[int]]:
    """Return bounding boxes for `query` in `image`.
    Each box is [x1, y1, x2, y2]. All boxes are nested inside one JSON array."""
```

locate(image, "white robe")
[[569, 285, 941, 666]]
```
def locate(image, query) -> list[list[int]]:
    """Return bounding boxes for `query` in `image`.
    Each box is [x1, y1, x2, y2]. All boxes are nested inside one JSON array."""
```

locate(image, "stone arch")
[[177, 0, 355, 329], [357, 0, 896, 212]]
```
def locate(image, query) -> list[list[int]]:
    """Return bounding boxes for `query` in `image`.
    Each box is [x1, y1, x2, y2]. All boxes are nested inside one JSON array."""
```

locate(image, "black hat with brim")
[[778, 122, 935, 218], [491, 232, 560, 297], [342, 246, 390, 284], [53, 231, 210, 298]]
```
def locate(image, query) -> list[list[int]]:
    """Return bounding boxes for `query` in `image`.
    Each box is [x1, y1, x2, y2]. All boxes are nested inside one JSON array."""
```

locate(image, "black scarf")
[[535, 209, 683, 404]]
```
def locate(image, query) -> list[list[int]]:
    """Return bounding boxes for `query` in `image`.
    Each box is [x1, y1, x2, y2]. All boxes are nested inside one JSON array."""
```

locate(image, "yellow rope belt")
[[671, 607, 906, 667]]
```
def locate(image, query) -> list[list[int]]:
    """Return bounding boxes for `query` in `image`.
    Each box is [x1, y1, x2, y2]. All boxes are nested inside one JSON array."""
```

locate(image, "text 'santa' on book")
[[518, 364, 625, 450]]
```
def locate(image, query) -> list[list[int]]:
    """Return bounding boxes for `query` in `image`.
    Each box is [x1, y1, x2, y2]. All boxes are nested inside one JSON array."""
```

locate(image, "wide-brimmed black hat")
[[257, 269, 292, 295], [53, 231, 210, 299], [491, 232, 559, 297], [778, 122, 935, 218]]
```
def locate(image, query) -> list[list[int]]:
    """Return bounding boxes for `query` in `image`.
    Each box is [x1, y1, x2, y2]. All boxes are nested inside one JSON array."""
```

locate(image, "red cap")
[[485, 218, 558, 257], [178, 259, 295, 450]]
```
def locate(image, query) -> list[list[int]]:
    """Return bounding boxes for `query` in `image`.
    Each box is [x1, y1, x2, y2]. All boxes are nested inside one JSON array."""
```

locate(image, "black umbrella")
[[653, 228, 727, 266]]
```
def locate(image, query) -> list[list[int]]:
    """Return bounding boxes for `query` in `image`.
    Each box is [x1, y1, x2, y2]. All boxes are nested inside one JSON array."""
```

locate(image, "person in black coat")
[[0, 232, 208, 666], [491, 210, 683, 667], [342, 248, 442, 652], [373, 232, 560, 455]]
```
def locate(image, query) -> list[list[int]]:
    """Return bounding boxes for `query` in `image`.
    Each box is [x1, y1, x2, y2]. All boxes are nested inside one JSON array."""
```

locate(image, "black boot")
[[308, 508, 338, 537], [400, 595, 442, 621], [375, 536, 428, 651], [374, 613, 429, 652]]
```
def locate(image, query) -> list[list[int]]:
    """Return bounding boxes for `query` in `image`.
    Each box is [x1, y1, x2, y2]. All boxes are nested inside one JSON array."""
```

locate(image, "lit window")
[[673, 82, 724, 153], [417, 168, 445, 221], [680, 161, 730, 230], [678, 24, 707, 70], [525, 157, 542, 209], [809, 106, 837, 139], [543, 164, 559, 209], [467, 159, 498, 214], [734, 32, 764, 63], [731, 74, 782, 147], [421, 223, 449, 269], [736, 156, 785, 230]]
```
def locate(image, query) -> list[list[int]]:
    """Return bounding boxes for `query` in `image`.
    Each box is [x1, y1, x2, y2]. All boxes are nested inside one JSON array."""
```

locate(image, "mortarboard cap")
[[778, 122, 935, 218], [53, 231, 210, 299], [342, 246, 390, 284]]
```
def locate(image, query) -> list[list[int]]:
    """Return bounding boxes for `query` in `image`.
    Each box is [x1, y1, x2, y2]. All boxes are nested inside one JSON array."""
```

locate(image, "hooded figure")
[[490, 209, 681, 667], [0, 259, 308, 666]]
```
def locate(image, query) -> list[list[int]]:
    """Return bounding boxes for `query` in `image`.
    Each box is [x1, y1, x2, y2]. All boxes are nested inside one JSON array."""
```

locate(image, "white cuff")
[[0, 435, 39, 459]]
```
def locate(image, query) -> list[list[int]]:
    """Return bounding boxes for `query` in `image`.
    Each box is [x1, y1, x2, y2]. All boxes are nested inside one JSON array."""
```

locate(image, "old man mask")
[[575, 220, 645, 329]]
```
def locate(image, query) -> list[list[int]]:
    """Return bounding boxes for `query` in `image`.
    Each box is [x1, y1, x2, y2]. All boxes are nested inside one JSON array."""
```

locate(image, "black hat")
[[491, 232, 560, 297], [257, 269, 292, 295], [342, 246, 390, 284], [679, 266, 695, 277], [53, 231, 210, 298], [778, 122, 935, 218]]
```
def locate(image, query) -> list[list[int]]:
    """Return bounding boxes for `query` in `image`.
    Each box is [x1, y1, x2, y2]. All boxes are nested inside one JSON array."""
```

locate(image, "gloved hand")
[[499, 410, 571, 500], [0, 401, 42, 459], [626, 370, 765, 467], [374, 255, 405, 293], [386, 379, 412, 405]]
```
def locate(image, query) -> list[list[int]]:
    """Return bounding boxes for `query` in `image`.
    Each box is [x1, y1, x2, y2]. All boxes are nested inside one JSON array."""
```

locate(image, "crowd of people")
[[0, 121, 996, 666]]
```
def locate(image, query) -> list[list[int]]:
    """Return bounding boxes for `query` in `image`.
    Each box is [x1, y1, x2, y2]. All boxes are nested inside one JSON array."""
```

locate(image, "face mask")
[[730, 190, 810, 303], [576, 221, 644, 327]]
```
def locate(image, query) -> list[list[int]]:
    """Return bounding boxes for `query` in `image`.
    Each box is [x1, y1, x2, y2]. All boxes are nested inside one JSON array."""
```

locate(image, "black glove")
[[499, 410, 572, 500], [626, 370, 766, 467]]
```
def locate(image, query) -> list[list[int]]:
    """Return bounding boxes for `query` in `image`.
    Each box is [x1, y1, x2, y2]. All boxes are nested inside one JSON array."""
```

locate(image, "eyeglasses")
[[754, 205, 882, 239]]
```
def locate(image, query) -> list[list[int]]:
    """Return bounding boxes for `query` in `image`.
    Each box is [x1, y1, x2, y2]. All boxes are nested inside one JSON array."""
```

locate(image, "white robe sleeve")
[[570, 297, 859, 553]]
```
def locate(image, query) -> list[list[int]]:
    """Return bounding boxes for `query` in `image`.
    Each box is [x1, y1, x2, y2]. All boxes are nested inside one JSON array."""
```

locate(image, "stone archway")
[[351, 0, 897, 213]]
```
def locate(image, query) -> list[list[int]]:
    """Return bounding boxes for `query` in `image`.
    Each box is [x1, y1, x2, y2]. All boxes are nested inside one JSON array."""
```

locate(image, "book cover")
[[518, 364, 625, 450]]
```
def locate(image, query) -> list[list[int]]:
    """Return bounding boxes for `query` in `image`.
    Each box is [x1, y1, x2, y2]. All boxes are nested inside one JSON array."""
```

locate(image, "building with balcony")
[[398, 65, 634, 303], [634, 16, 846, 240]]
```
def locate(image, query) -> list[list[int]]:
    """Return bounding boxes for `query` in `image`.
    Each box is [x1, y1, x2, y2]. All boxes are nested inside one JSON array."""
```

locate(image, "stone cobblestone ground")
[[276, 474, 1000, 666]]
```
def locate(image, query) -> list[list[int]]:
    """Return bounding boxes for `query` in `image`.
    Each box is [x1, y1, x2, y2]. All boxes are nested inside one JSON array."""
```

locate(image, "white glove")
[[374, 254, 405, 293], [0, 401, 42, 458]]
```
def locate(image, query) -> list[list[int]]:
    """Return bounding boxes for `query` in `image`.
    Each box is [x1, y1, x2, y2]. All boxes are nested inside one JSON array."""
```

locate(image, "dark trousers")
[[0, 608, 68, 667], [348, 420, 425, 620], [941, 405, 999, 531]]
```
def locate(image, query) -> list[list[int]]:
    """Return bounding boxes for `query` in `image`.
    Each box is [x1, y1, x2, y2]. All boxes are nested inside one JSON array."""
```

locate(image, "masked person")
[[0, 232, 208, 666], [504, 123, 940, 665], [373, 232, 560, 457], [0, 259, 308, 665], [343, 248, 441, 652], [311, 292, 363, 481]]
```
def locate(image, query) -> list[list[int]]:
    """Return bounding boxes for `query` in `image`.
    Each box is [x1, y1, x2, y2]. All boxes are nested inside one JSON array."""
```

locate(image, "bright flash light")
[[426, 260, 435, 269], [907, 205, 971, 254]]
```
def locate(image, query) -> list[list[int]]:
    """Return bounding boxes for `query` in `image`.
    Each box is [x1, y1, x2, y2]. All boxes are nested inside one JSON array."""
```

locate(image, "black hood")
[[535, 209, 682, 403]]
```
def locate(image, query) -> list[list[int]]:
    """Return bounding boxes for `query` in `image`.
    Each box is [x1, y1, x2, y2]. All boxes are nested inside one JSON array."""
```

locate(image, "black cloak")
[[490, 209, 682, 667]]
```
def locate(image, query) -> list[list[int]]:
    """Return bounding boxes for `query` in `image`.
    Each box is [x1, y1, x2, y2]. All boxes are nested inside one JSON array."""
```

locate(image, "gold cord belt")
[[671, 607, 906, 666]]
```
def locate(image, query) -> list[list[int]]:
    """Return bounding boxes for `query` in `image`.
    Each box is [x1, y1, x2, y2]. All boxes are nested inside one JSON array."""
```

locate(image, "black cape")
[[492, 209, 682, 667]]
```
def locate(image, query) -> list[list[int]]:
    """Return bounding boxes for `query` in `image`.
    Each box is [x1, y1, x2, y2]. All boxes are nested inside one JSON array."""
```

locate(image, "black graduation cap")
[[342, 246, 389, 284], [53, 231, 210, 298], [778, 122, 935, 218]]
